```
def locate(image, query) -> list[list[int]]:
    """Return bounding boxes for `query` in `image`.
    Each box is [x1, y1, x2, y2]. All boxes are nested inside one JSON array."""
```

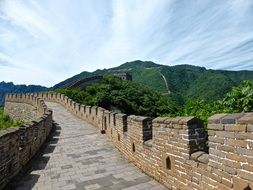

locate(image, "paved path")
[[12, 102, 166, 190]]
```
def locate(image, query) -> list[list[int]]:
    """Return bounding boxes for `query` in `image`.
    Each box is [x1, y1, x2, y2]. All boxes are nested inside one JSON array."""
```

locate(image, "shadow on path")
[[5, 102, 166, 190], [5, 122, 61, 190]]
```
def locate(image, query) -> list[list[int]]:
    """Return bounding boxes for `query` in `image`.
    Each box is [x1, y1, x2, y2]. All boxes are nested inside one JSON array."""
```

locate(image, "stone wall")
[[62, 76, 103, 89], [4, 102, 38, 122], [0, 94, 53, 189], [33, 93, 253, 189]]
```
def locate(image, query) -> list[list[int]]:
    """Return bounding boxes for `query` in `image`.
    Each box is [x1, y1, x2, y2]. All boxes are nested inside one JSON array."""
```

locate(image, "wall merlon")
[[128, 115, 150, 122], [221, 113, 245, 124], [127, 115, 152, 143], [97, 107, 105, 113], [152, 117, 167, 124], [237, 113, 253, 124], [115, 113, 127, 133], [208, 113, 228, 124], [3, 92, 253, 190]]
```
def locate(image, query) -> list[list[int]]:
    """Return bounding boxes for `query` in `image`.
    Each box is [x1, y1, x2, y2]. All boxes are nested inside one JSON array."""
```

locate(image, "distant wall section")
[[4, 102, 37, 122]]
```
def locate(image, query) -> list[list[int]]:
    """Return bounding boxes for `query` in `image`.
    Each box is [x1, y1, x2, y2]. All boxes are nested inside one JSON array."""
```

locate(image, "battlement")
[[3, 92, 253, 189], [0, 94, 53, 189], [30, 92, 253, 189]]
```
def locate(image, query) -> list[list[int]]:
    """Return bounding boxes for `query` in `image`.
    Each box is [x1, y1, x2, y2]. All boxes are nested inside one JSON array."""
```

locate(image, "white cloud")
[[0, 0, 253, 86]]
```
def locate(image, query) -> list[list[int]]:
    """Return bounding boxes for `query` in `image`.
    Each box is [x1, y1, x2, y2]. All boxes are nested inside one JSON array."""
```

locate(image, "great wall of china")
[[0, 94, 53, 189], [1, 93, 253, 189]]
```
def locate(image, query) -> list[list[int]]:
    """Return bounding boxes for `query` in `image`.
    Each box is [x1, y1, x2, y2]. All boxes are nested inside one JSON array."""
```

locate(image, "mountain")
[[54, 60, 253, 103], [0, 82, 48, 106]]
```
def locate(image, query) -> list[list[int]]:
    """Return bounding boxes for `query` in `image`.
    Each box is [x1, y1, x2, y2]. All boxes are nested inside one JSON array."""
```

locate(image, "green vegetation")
[[1, 61, 252, 131], [57, 75, 253, 131], [182, 80, 253, 123], [54, 60, 253, 104], [0, 108, 23, 130], [57, 76, 179, 117]]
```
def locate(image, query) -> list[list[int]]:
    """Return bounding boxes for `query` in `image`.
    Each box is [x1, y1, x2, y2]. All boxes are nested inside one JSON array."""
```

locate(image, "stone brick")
[[208, 136, 224, 144], [223, 159, 240, 169], [209, 148, 225, 158], [238, 113, 253, 124], [238, 170, 253, 181], [247, 157, 253, 165], [224, 124, 246, 132], [242, 164, 253, 172], [226, 139, 247, 147], [191, 151, 205, 161], [247, 124, 253, 132], [213, 169, 231, 181], [221, 113, 244, 124], [226, 153, 247, 162], [235, 132, 248, 140], [208, 124, 224, 130], [218, 145, 235, 153], [208, 130, 216, 137], [205, 172, 221, 183], [196, 156, 208, 165], [221, 178, 232, 188], [208, 114, 227, 124], [225, 166, 237, 175], [215, 131, 235, 138], [237, 147, 253, 156]]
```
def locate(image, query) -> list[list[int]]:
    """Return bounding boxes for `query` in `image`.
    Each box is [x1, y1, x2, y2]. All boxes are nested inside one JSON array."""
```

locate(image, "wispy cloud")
[[0, 0, 253, 86]]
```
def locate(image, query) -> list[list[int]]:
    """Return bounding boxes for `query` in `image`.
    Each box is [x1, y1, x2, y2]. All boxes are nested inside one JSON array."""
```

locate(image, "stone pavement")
[[11, 102, 166, 190]]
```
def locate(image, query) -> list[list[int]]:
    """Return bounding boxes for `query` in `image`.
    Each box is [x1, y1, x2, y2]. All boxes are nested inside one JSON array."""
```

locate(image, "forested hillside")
[[57, 76, 178, 117], [54, 60, 253, 103], [57, 76, 253, 129]]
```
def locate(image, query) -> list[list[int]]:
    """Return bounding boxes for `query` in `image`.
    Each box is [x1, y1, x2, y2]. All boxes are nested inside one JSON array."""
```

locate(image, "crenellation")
[[103, 110, 110, 132], [96, 107, 105, 130], [127, 115, 152, 143], [115, 113, 127, 133], [2, 92, 253, 190], [0, 93, 53, 189]]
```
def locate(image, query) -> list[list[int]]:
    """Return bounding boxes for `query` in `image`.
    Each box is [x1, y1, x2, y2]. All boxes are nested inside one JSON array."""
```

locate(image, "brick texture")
[[2, 92, 253, 190]]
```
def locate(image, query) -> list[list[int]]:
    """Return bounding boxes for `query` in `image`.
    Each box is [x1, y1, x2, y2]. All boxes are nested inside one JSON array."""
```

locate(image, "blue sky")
[[1, 0, 253, 87]]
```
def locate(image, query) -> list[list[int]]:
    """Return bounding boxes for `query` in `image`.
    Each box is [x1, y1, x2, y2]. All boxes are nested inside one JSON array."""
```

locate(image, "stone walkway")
[[11, 102, 166, 190]]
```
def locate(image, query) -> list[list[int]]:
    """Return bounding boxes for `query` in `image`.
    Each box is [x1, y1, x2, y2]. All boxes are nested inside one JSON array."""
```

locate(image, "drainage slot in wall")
[[132, 143, 135, 152], [166, 156, 171, 170]]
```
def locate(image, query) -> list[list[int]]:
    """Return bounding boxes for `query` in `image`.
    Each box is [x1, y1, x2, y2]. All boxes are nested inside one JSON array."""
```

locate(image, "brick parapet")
[[31, 92, 253, 189], [0, 93, 53, 189]]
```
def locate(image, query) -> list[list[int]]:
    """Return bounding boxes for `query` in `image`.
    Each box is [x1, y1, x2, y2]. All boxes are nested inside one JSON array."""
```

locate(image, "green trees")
[[58, 77, 253, 126], [0, 108, 23, 130], [58, 76, 179, 117], [183, 80, 253, 123], [220, 80, 253, 113]]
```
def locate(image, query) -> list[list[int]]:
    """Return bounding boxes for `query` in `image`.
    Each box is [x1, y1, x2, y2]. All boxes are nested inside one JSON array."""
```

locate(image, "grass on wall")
[[0, 108, 24, 130]]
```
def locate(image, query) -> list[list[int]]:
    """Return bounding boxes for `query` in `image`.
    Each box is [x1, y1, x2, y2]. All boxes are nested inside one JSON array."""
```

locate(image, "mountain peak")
[[117, 60, 161, 70]]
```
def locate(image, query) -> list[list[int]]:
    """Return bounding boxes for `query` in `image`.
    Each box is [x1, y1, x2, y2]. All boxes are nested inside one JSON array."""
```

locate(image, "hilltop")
[[1, 60, 253, 106], [53, 60, 253, 103]]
